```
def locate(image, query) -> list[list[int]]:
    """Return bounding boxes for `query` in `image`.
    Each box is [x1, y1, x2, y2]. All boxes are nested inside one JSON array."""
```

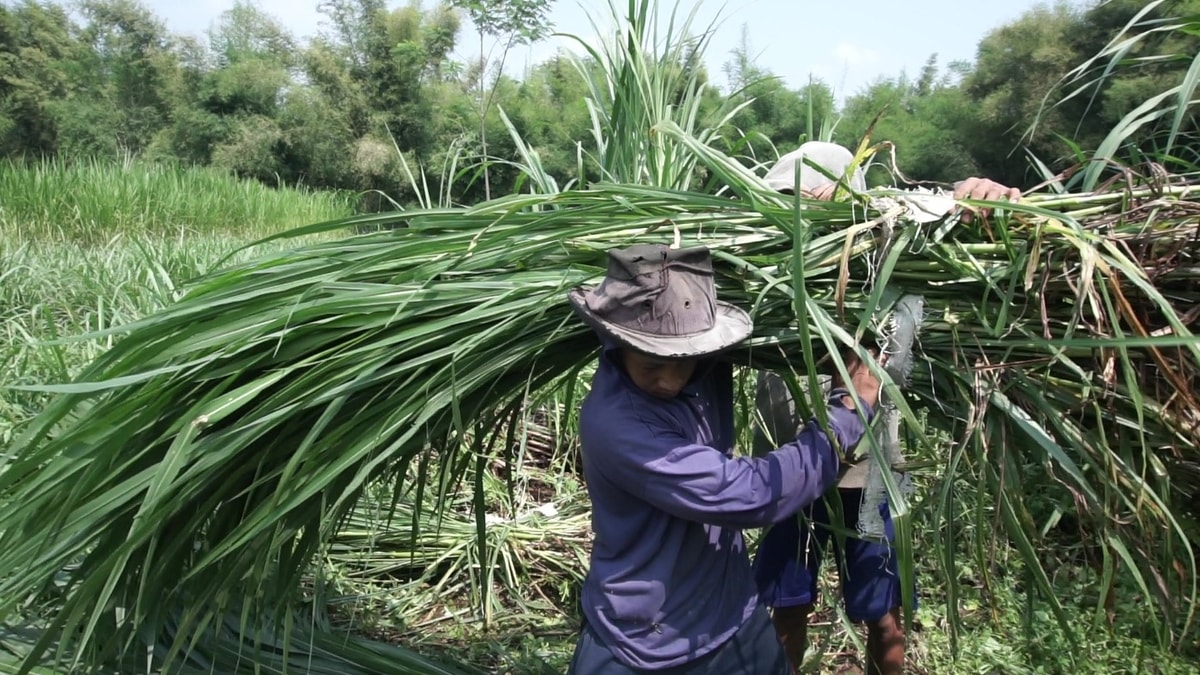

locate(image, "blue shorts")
[[752, 488, 909, 622]]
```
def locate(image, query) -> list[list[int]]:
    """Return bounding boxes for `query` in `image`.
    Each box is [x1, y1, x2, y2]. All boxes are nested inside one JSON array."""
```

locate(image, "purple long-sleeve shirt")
[[578, 345, 870, 670]]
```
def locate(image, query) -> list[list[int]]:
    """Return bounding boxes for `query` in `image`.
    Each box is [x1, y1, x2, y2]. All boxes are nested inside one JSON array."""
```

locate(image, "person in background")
[[752, 141, 1020, 675]]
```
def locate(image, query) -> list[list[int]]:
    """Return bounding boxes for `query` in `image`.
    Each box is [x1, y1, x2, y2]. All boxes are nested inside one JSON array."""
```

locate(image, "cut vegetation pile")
[[0, 136, 1197, 671]]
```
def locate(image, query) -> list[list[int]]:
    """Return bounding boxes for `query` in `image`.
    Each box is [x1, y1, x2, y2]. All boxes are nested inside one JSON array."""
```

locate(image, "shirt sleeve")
[[592, 402, 870, 529]]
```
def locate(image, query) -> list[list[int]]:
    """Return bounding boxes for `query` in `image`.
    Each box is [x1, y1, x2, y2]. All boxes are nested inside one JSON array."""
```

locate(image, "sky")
[[144, 0, 1051, 99]]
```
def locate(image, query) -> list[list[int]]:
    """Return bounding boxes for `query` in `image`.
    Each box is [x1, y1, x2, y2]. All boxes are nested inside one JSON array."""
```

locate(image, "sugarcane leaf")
[[993, 461, 1077, 649], [988, 388, 1096, 503]]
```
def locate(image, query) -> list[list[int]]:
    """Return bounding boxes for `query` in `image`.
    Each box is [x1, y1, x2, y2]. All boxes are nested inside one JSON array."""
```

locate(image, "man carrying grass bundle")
[[753, 142, 1020, 675], [565, 243, 882, 673]]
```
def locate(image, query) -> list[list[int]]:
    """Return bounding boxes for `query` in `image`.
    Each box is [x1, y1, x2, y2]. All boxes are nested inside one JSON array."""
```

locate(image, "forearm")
[[645, 401, 867, 529], [767, 402, 869, 521]]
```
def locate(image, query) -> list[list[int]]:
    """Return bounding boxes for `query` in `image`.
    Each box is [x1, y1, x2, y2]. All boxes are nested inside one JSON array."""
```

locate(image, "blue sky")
[[145, 0, 1051, 99]]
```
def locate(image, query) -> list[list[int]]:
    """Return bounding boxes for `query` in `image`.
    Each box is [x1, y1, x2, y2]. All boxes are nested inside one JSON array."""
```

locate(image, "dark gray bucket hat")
[[569, 244, 753, 358]]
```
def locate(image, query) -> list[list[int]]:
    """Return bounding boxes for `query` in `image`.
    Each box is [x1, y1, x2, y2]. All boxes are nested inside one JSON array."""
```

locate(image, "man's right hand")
[[838, 348, 884, 411]]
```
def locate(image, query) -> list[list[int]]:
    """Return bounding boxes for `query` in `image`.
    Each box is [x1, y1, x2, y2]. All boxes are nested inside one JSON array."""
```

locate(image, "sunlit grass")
[[0, 157, 354, 245], [0, 232, 329, 445], [0, 158, 356, 449]]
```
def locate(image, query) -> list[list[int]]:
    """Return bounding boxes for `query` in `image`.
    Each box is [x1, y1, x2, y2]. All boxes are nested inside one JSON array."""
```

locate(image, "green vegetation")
[[0, 160, 353, 449], [1, 158, 354, 244], [1, 0, 1199, 673], [2, 0, 1197, 198], [2, 167, 1198, 673]]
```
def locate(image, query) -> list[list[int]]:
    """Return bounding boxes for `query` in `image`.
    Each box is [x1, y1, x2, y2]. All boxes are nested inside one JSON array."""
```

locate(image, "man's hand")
[[834, 348, 884, 411], [801, 182, 838, 201], [954, 177, 1021, 223]]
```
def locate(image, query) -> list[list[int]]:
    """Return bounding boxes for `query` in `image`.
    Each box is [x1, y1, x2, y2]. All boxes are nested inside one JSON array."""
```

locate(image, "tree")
[[0, 0, 81, 156], [721, 27, 836, 164], [1059, 0, 1200, 180], [503, 53, 593, 181], [367, 3, 460, 156], [834, 56, 983, 186], [960, 1, 1083, 187], [316, 0, 385, 72], [274, 83, 357, 189], [958, 0, 1200, 187], [259, 0, 465, 200], [207, 0, 296, 67], [148, 1, 298, 176], [66, 0, 180, 156], [306, 0, 466, 200], [451, 0, 553, 198]]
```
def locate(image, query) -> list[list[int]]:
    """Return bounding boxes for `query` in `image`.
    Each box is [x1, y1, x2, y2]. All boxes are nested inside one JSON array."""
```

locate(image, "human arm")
[[783, 142, 1020, 223], [588, 397, 872, 530]]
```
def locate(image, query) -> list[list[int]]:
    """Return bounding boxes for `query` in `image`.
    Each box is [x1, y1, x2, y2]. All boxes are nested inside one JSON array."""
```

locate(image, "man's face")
[[620, 350, 697, 399]]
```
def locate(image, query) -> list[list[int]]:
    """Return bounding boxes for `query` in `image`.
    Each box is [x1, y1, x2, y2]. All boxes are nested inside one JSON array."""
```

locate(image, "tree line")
[[1, 0, 1196, 208]]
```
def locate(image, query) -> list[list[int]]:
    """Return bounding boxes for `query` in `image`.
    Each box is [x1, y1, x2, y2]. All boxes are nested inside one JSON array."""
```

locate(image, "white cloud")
[[832, 42, 880, 68]]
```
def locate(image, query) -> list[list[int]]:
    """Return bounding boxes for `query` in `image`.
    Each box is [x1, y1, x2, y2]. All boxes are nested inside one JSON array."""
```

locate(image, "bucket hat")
[[569, 244, 752, 358]]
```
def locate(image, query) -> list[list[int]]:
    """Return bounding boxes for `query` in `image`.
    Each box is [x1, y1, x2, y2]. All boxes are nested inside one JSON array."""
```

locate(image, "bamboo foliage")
[[565, 0, 751, 189], [1049, 0, 1200, 190]]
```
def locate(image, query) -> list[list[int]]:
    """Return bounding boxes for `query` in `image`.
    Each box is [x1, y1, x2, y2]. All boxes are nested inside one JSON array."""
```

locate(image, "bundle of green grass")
[[1, 159, 1197, 672]]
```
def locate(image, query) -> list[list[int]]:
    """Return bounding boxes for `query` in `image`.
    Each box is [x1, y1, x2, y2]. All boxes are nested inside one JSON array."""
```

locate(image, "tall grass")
[[1, 177, 1196, 672], [1, 159, 355, 446], [1, 2, 1198, 673], [0, 158, 354, 244], [564, 0, 750, 190], [0, 232, 308, 446]]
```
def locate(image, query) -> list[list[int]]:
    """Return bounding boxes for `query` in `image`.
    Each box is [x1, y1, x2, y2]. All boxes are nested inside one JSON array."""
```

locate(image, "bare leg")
[[770, 604, 812, 674], [865, 607, 904, 675]]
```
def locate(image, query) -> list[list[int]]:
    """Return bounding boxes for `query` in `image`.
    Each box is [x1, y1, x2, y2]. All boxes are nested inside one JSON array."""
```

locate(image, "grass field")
[[0, 158, 353, 245], [1, 161, 1197, 674], [1, 160, 355, 445]]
